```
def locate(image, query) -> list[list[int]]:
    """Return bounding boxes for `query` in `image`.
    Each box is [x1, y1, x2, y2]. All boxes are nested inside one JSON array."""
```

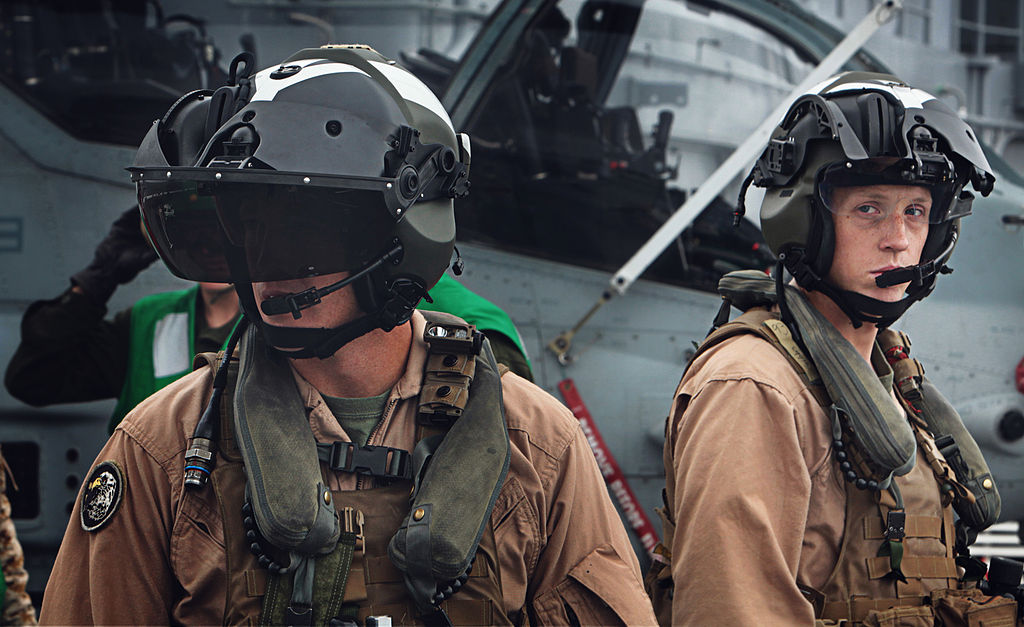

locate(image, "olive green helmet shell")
[[750, 72, 994, 313], [760, 140, 847, 277]]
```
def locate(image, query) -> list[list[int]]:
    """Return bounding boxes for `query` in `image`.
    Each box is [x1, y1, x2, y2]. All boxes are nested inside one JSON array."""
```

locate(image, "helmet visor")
[[816, 160, 966, 225], [139, 179, 397, 282]]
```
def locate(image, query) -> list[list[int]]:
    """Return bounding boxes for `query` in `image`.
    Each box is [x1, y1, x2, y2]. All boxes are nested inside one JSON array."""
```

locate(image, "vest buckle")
[[321, 442, 412, 481]]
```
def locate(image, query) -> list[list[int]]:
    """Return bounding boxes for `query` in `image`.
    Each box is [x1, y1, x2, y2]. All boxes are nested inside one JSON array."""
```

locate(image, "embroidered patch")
[[80, 461, 125, 532]]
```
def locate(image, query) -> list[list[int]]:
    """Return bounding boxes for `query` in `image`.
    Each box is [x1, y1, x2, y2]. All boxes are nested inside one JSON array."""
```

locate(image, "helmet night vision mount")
[[742, 72, 995, 329], [131, 45, 471, 358]]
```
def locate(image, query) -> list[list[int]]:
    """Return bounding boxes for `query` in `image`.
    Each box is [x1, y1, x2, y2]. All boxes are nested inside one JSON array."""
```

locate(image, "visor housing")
[[136, 173, 397, 282], [815, 159, 971, 225]]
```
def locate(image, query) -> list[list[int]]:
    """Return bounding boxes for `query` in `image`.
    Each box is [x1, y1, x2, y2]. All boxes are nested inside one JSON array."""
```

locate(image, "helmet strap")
[[225, 240, 424, 360], [784, 246, 927, 330]]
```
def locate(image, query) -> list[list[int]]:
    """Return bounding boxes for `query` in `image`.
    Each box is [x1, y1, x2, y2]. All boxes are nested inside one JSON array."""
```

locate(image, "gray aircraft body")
[[1, 0, 1022, 601]]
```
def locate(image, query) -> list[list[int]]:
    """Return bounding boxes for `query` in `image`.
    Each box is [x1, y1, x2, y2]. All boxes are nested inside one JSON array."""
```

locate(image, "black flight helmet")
[[131, 45, 471, 357], [745, 72, 995, 328]]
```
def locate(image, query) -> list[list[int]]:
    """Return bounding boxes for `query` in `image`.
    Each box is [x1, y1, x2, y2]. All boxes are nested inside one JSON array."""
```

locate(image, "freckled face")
[[827, 185, 931, 302]]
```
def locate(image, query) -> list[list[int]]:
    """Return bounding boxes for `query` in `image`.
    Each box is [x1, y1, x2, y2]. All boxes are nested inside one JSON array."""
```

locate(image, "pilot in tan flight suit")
[[40, 45, 656, 626], [648, 73, 1012, 626]]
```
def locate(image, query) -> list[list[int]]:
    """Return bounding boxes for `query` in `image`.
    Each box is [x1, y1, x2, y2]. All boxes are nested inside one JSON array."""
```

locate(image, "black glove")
[[71, 205, 159, 304]]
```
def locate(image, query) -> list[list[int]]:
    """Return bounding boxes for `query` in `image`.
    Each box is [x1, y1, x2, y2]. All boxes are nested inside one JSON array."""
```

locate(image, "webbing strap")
[[821, 596, 929, 622], [315, 442, 412, 481], [863, 515, 943, 540], [866, 555, 958, 580], [418, 318, 480, 428], [260, 532, 358, 626]]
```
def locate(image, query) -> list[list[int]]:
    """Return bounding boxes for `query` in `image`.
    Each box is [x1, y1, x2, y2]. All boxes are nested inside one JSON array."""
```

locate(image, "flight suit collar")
[[289, 311, 429, 447]]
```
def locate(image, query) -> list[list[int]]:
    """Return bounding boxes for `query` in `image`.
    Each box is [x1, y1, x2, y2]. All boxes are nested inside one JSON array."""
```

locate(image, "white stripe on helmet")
[[804, 77, 936, 110], [369, 61, 454, 130], [250, 59, 370, 103]]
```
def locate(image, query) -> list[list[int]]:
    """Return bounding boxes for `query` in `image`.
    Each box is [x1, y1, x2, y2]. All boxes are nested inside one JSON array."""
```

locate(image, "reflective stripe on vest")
[[110, 286, 199, 431], [152, 312, 191, 379]]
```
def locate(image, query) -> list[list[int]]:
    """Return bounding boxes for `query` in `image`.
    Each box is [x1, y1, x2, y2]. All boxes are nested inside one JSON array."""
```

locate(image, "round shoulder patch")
[[80, 461, 125, 532]]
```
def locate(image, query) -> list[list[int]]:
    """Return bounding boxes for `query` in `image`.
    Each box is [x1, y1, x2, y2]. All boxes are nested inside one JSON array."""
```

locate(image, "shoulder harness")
[[186, 311, 511, 625]]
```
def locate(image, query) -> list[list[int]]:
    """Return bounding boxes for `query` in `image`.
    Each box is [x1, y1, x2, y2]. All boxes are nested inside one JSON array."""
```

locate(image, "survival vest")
[[646, 293, 1009, 626], [110, 286, 239, 432], [185, 312, 511, 625]]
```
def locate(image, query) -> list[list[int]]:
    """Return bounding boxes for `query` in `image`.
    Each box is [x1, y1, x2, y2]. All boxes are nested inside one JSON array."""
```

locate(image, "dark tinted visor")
[[138, 180, 228, 281], [139, 180, 396, 282]]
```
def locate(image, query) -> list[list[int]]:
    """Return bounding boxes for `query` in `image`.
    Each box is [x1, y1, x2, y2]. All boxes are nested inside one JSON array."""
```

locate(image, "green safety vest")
[[418, 274, 530, 367], [109, 286, 226, 432], [109, 276, 526, 432]]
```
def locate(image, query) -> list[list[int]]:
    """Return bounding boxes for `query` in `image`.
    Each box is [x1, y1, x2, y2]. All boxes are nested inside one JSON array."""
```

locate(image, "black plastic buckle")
[[935, 434, 970, 480], [885, 511, 906, 541], [326, 442, 412, 481], [416, 410, 459, 429]]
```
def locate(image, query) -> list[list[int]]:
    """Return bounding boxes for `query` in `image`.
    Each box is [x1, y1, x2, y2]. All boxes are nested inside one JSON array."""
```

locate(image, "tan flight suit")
[[661, 326, 965, 626], [40, 311, 657, 625], [0, 452, 35, 626]]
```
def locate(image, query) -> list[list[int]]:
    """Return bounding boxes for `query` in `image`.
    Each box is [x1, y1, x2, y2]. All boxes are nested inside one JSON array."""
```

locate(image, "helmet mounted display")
[[131, 45, 471, 358], [743, 72, 995, 328]]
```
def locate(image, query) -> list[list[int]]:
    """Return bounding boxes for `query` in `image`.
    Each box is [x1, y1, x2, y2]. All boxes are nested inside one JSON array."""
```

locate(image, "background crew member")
[[6, 213, 533, 433]]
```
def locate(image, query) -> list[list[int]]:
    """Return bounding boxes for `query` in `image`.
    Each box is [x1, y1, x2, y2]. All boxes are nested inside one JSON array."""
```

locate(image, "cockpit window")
[[456, 0, 813, 290], [0, 1, 228, 146], [0, 1, 489, 146]]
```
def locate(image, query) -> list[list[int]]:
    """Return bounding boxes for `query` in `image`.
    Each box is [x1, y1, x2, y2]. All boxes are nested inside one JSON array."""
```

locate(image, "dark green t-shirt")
[[321, 390, 391, 446]]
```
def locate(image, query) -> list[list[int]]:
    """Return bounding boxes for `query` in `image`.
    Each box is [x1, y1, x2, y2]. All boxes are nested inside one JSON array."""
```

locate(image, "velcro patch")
[[80, 461, 125, 532]]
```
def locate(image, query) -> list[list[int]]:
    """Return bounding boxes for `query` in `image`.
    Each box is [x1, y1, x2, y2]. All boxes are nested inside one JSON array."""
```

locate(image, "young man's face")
[[827, 184, 931, 303]]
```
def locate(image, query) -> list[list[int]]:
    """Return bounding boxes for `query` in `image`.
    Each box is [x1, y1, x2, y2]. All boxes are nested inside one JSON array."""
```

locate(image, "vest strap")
[[260, 529, 359, 626], [418, 320, 482, 428], [390, 312, 511, 615], [866, 555, 959, 580], [863, 514, 944, 540], [877, 328, 1001, 532], [821, 596, 929, 623]]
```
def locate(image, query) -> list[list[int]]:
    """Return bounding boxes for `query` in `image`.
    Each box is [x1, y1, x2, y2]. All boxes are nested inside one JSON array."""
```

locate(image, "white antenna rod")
[[610, 0, 902, 294]]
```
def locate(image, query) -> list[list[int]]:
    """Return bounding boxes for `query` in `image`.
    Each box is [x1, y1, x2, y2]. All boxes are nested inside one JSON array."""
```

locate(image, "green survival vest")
[[110, 286, 240, 432], [110, 277, 524, 434]]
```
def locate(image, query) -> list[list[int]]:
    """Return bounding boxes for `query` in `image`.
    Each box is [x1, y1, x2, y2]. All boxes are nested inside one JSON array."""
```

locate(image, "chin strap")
[[254, 276, 429, 360], [782, 247, 929, 330], [259, 242, 404, 319], [224, 235, 429, 359]]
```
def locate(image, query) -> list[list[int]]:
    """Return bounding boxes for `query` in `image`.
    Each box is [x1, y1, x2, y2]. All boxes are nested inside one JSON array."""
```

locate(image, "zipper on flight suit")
[[356, 396, 400, 491]]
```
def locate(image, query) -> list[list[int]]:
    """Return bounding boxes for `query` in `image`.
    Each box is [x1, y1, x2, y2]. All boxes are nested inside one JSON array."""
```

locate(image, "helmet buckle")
[[378, 278, 425, 331], [384, 125, 421, 177], [766, 137, 796, 176]]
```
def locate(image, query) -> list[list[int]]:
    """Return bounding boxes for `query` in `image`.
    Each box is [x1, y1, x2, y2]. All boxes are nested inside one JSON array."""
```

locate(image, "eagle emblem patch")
[[80, 461, 125, 532]]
